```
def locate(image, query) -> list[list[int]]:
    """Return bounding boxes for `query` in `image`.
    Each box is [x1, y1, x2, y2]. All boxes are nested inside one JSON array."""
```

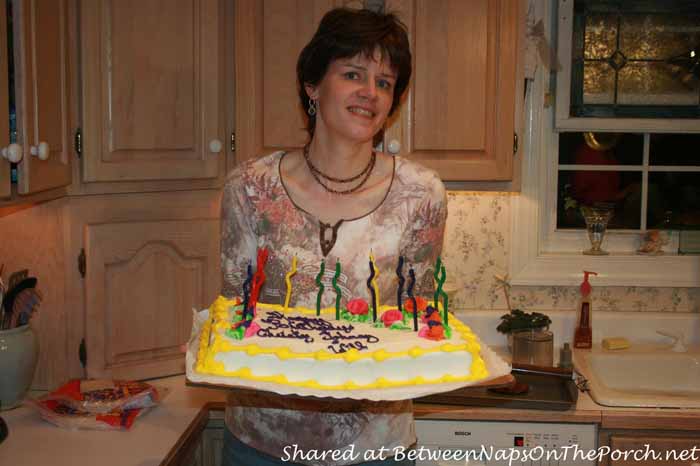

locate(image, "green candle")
[[439, 265, 448, 325], [315, 261, 325, 316], [433, 256, 443, 309], [332, 261, 342, 320]]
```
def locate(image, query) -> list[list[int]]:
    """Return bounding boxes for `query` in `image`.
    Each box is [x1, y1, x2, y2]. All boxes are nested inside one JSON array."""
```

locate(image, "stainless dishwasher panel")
[[415, 419, 597, 466]]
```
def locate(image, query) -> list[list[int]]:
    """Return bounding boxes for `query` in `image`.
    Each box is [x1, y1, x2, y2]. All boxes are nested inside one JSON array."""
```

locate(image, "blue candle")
[[242, 262, 252, 319]]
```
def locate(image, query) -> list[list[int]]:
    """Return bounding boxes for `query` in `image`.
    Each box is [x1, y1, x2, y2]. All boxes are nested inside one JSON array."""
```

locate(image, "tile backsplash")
[[444, 191, 700, 314]]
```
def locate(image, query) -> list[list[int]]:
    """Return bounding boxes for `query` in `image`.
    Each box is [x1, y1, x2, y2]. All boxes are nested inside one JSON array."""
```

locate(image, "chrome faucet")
[[656, 329, 687, 352]]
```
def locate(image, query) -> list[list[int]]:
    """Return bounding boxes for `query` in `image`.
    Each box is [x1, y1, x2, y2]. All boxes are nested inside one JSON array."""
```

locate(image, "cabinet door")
[[234, 0, 360, 162], [84, 219, 220, 379], [13, 0, 72, 195], [81, 0, 222, 182], [385, 0, 522, 181], [0, 0, 10, 199], [609, 434, 700, 466]]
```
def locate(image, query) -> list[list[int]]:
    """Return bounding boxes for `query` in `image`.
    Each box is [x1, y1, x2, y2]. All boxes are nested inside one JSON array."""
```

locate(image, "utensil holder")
[[0, 324, 38, 410]]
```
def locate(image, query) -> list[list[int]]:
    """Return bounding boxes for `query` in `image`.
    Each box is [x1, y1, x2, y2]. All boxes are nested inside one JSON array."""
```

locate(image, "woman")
[[220, 8, 447, 466]]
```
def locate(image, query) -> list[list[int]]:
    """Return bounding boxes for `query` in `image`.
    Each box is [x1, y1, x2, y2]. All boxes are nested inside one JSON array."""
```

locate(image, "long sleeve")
[[220, 171, 259, 298]]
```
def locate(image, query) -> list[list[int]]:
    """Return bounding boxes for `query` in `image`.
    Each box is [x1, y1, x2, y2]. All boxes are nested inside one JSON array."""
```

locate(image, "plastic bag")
[[26, 397, 148, 431], [47, 379, 167, 414]]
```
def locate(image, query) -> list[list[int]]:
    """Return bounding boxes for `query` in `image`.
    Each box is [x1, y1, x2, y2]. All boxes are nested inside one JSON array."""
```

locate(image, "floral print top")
[[220, 151, 447, 465]]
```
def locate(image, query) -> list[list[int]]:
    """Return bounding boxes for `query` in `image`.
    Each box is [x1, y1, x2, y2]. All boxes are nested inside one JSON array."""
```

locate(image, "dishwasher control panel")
[[416, 419, 597, 466]]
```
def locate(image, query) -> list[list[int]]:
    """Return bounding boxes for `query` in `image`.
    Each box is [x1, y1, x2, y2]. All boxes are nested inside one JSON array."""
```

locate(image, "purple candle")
[[408, 266, 417, 331], [396, 256, 405, 314]]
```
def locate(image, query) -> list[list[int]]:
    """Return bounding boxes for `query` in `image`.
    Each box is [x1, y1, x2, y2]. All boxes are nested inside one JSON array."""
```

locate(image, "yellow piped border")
[[195, 296, 489, 390]]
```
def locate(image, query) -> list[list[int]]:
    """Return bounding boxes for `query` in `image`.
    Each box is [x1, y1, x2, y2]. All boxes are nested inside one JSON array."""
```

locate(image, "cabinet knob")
[[1, 143, 23, 163], [30, 141, 50, 160], [387, 139, 401, 154], [209, 139, 223, 154]]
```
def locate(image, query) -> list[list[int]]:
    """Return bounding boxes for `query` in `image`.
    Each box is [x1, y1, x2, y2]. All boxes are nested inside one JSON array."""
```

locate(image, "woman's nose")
[[357, 79, 378, 100]]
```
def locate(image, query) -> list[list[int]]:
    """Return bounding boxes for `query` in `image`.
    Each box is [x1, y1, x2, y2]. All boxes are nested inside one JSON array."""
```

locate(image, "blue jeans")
[[222, 428, 416, 466]]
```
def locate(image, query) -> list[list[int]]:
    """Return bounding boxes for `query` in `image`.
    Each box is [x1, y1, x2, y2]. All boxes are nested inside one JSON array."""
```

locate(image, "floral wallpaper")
[[443, 191, 700, 314]]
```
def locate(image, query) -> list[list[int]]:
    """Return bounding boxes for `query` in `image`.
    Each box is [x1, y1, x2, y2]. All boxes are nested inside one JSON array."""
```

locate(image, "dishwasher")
[[415, 419, 597, 466]]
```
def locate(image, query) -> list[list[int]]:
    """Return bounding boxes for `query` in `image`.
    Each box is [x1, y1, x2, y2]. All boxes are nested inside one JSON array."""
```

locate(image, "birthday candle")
[[332, 261, 342, 320], [408, 266, 417, 331], [433, 256, 443, 309], [369, 252, 380, 321], [283, 256, 297, 311], [396, 256, 405, 320], [440, 264, 449, 326], [367, 260, 377, 322], [242, 262, 252, 319], [249, 248, 269, 318], [315, 261, 325, 316]]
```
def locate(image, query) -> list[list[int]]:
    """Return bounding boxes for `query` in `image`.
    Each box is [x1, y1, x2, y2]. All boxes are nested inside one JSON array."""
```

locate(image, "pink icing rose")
[[244, 321, 260, 338], [380, 309, 403, 327], [418, 325, 430, 338], [347, 298, 369, 315]]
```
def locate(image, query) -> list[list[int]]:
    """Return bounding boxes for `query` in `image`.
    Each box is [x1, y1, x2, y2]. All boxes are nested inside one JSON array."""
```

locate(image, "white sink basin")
[[575, 348, 700, 408]]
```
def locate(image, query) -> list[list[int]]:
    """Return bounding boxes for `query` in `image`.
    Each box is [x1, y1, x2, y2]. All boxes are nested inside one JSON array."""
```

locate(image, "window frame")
[[509, 0, 700, 288]]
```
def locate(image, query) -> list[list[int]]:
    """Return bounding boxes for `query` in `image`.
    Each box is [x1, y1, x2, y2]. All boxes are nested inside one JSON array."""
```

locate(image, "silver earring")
[[307, 98, 317, 116]]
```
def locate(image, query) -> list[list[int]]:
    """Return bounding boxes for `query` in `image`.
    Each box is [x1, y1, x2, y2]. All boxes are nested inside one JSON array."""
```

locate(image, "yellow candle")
[[283, 255, 297, 311], [369, 252, 380, 313]]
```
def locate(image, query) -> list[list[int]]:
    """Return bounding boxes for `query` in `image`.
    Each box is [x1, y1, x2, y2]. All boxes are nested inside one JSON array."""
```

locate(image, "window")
[[509, 0, 700, 287], [556, 132, 700, 245]]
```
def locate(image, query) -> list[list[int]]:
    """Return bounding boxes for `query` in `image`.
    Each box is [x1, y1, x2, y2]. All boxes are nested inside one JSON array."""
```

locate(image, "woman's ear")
[[304, 83, 318, 100]]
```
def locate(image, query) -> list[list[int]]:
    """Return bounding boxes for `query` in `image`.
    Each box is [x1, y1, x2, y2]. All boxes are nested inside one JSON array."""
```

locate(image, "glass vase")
[[581, 206, 613, 255]]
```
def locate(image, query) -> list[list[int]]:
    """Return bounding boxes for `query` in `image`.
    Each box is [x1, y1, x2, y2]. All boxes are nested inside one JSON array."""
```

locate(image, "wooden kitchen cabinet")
[[14, 0, 73, 195], [599, 430, 700, 466], [0, 0, 73, 201], [234, 0, 361, 164], [234, 0, 524, 181], [62, 191, 222, 381], [385, 0, 523, 181], [80, 0, 225, 183], [175, 409, 225, 466], [0, 0, 11, 199]]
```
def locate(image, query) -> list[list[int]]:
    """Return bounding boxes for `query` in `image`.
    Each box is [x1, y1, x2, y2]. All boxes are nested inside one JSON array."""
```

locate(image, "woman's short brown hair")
[[297, 8, 412, 137]]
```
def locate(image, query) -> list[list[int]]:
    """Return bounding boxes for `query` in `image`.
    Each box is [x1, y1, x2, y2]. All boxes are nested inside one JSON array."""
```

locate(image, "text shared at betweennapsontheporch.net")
[[281, 443, 700, 464]]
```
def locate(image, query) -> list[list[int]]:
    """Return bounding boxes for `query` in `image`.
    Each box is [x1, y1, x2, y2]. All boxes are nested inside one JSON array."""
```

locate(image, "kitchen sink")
[[574, 348, 700, 408]]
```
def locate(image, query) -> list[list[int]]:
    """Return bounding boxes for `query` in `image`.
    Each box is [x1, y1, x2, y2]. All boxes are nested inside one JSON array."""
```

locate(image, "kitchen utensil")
[[7, 269, 28, 291], [13, 288, 43, 327], [0, 415, 7, 444], [1, 277, 37, 329]]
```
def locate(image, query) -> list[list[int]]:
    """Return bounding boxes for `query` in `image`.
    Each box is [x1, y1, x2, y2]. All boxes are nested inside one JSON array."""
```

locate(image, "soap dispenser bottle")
[[574, 271, 597, 349]]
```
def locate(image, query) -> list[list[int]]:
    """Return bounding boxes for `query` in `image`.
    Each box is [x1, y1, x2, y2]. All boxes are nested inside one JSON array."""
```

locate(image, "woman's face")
[[306, 49, 397, 146]]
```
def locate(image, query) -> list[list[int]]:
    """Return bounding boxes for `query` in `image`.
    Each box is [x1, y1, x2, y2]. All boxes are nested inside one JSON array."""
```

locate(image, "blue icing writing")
[[256, 326, 314, 344]]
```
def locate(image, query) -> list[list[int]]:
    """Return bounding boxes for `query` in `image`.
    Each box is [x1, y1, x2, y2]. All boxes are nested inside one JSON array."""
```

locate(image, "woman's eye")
[[344, 71, 360, 80], [378, 79, 393, 90]]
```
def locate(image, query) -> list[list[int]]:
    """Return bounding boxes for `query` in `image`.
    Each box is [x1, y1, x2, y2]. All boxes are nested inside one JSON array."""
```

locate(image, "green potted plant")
[[497, 309, 553, 359], [493, 274, 552, 354]]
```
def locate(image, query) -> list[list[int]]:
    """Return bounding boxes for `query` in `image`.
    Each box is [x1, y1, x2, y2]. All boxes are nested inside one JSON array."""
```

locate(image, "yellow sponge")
[[602, 337, 630, 350]]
